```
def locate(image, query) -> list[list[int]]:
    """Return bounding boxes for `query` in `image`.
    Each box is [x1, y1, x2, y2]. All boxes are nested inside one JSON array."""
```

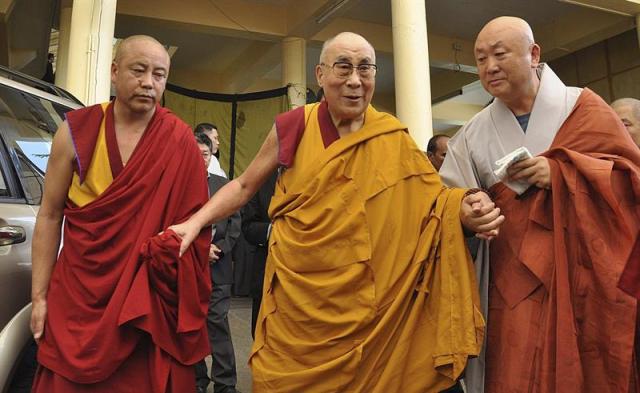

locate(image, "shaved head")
[[114, 35, 169, 66], [315, 31, 377, 128], [319, 32, 375, 64], [111, 35, 170, 116], [476, 17, 535, 50], [611, 98, 640, 147], [474, 16, 541, 113], [612, 98, 640, 119]]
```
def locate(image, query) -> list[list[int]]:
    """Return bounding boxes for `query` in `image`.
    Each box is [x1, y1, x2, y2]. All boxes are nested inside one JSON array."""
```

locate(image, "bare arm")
[[171, 125, 279, 255], [31, 121, 75, 341]]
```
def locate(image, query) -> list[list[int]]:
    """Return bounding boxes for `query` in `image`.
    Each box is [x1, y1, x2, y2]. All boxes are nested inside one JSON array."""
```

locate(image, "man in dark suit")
[[194, 132, 241, 393], [241, 171, 277, 338]]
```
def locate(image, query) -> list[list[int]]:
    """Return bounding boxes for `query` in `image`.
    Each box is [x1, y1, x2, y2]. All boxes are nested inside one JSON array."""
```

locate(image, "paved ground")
[[204, 296, 253, 392]]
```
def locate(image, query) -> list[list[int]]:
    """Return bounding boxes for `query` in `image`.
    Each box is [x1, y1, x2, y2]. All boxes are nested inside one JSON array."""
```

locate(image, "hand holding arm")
[[459, 191, 505, 240]]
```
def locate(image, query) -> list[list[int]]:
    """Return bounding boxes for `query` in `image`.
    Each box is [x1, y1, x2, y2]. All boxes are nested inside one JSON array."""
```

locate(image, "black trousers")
[[195, 284, 237, 392]]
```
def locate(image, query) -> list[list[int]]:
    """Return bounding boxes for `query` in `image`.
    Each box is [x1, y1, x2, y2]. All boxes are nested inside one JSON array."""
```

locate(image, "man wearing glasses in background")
[[170, 32, 503, 392]]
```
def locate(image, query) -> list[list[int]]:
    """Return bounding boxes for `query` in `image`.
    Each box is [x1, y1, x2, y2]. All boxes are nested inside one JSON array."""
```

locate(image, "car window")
[[0, 85, 74, 204]]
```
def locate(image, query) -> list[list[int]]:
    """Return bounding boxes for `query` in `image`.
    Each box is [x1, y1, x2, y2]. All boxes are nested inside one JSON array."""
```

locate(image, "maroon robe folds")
[[33, 103, 211, 392]]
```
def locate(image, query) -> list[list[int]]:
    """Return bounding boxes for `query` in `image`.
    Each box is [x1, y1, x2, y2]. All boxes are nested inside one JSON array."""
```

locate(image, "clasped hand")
[[460, 192, 505, 240]]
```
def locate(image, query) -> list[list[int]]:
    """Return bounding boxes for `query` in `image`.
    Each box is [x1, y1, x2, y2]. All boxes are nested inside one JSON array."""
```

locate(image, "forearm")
[[190, 179, 253, 229], [31, 215, 63, 302]]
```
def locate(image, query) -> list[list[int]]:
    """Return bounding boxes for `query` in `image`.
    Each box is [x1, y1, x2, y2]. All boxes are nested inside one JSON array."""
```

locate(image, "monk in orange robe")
[[30, 35, 211, 392], [171, 32, 505, 392], [440, 17, 640, 393]]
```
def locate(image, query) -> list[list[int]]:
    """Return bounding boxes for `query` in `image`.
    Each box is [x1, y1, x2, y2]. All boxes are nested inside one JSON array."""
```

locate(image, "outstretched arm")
[[31, 121, 75, 342], [171, 125, 279, 255]]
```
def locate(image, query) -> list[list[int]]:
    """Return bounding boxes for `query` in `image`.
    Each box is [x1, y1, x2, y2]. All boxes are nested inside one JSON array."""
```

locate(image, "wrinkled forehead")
[[118, 40, 170, 66], [323, 39, 375, 63], [475, 25, 530, 53]]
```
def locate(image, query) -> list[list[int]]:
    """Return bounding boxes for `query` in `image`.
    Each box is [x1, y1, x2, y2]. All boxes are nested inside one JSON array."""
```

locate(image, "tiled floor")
[[204, 296, 253, 393]]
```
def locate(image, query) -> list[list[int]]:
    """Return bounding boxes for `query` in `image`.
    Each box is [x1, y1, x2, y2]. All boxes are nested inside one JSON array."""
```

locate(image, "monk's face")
[[197, 142, 212, 169], [474, 24, 540, 102], [111, 39, 169, 114], [316, 35, 376, 122], [613, 104, 640, 147]]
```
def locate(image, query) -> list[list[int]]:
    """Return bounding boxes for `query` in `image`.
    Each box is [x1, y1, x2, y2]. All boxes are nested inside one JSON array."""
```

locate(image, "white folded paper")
[[493, 146, 533, 194]]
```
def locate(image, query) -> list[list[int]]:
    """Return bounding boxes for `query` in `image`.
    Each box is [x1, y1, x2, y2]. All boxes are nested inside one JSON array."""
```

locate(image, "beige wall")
[[549, 29, 640, 102]]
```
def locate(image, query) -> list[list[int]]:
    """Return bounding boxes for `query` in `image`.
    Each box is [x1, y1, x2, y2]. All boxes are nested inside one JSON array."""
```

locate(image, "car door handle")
[[0, 226, 26, 245]]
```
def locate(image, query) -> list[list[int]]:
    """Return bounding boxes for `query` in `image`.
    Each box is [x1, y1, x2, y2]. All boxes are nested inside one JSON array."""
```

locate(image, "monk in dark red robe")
[[30, 35, 211, 392]]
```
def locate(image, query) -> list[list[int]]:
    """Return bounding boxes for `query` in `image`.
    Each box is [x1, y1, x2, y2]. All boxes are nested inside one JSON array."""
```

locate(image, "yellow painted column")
[[65, 0, 117, 105], [55, 5, 72, 89], [282, 37, 306, 109], [391, 0, 432, 149]]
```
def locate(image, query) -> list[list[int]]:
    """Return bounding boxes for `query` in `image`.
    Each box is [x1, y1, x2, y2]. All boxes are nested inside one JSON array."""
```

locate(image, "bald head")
[[319, 32, 375, 64], [114, 35, 170, 66], [111, 35, 170, 116], [315, 32, 377, 125], [611, 98, 640, 147], [477, 17, 535, 49], [474, 17, 541, 113]]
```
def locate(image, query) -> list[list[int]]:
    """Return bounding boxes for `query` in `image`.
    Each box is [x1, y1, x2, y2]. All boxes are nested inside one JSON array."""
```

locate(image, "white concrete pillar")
[[282, 37, 306, 109], [65, 0, 117, 105], [391, 0, 433, 149], [55, 5, 72, 89]]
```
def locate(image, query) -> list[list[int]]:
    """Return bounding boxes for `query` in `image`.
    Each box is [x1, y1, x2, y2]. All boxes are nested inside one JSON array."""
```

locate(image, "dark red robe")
[[33, 103, 211, 392], [486, 89, 640, 392]]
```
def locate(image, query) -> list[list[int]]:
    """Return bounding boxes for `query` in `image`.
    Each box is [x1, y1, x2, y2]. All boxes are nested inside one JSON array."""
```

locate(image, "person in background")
[[241, 170, 277, 338], [195, 122, 227, 178], [194, 132, 241, 393], [611, 97, 640, 148], [425, 134, 450, 171]]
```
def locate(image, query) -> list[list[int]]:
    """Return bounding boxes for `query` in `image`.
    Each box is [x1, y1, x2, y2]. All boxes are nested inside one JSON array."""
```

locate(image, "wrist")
[[32, 294, 47, 303], [463, 187, 490, 200]]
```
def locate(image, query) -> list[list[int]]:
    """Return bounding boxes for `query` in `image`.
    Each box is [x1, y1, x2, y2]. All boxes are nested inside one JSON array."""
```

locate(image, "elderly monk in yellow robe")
[[171, 32, 504, 393]]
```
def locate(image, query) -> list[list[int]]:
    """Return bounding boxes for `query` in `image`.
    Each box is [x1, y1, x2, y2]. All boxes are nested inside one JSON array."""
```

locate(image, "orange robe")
[[486, 89, 640, 392], [249, 102, 485, 392]]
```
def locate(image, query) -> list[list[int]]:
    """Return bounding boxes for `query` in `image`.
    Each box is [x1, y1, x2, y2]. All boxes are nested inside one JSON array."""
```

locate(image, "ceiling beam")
[[536, 6, 635, 60], [220, 41, 281, 92], [558, 0, 640, 16]]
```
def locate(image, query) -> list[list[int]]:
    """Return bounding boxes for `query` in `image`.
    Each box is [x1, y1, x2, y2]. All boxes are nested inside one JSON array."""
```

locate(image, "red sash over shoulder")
[[486, 89, 640, 392], [36, 103, 211, 391]]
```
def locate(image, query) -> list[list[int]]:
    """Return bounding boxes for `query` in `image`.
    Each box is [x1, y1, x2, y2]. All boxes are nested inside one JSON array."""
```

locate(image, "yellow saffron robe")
[[249, 104, 485, 392]]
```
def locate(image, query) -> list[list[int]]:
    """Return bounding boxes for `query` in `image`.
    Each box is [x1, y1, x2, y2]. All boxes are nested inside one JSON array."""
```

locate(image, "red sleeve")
[[275, 106, 305, 168]]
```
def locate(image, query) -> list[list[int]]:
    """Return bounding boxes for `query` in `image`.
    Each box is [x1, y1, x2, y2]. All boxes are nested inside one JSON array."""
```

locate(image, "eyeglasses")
[[321, 62, 378, 80]]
